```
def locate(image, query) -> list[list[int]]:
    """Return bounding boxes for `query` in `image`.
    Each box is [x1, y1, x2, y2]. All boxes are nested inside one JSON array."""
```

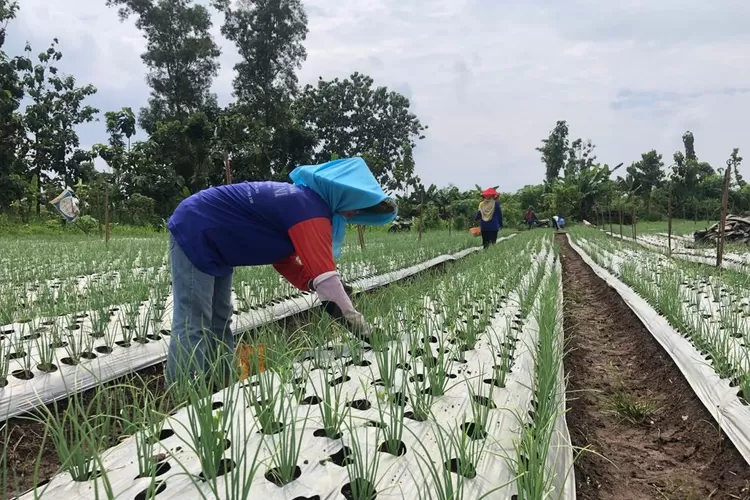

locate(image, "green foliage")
[[122, 193, 157, 227], [295, 72, 427, 191]]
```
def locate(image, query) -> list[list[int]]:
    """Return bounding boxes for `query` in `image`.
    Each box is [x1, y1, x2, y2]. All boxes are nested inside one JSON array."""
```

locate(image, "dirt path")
[[557, 234, 750, 500]]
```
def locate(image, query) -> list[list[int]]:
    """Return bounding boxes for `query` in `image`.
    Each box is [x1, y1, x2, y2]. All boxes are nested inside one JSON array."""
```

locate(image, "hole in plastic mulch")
[[404, 411, 429, 422], [148, 428, 175, 444], [198, 459, 235, 480], [460, 422, 487, 440], [409, 373, 425, 383], [7, 350, 26, 360], [445, 457, 477, 479], [80, 352, 97, 360], [329, 375, 351, 387], [115, 341, 132, 348], [377, 439, 407, 457], [135, 460, 172, 479], [60, 357, 80, 366], [483, 377, 506, 388], [346, 399, 371, 411], [341, 478, 377, 500], [300, 395, 322, 405], [326, 446, 353, 467], [12, 369, 34, 380], [471, 395, 497, 409], [292, 496, 321, 500], [260, 421, 285, 435], [264, 465, 302, 487], [95, 346, 114, 354], [212, 401, 223, 410], [313, 428, 342, 440], [37, 363, 58, 373]]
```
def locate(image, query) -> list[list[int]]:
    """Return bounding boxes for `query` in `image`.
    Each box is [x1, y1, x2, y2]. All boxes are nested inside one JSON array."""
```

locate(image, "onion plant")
[[263, 391, 309, 486], [344, 416, 382, 500], [312, 363, 350, 439], [375, 378, 407, 456], [30, 389, 112, 483]]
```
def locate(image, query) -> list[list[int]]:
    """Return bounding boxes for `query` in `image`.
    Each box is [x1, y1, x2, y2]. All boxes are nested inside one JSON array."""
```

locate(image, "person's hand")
[[342, 281, 354, 297], [342, 309, 372, 341]]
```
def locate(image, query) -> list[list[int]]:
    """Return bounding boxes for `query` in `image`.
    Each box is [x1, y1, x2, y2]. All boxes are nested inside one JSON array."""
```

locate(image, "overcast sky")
[[7, 0, 750, 192]]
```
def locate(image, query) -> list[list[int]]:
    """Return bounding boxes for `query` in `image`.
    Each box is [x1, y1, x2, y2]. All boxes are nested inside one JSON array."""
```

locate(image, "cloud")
[[6, 0, 750, 192]]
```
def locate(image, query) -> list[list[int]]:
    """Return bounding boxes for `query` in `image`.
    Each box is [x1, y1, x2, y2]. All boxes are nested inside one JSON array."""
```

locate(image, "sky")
[[7, 0, 750, 193]]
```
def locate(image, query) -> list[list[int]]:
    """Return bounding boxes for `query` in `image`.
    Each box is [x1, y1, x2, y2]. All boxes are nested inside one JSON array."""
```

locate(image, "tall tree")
[[537, 120, 569, 184], [0, 0, 32, 210], [625, 149, 664, 210], [107, 0, 221, 131], [214, 0, 313, 178], [21, 38, 98, 213], [295, 72, 427, 191], [564, 138, 596, 177]]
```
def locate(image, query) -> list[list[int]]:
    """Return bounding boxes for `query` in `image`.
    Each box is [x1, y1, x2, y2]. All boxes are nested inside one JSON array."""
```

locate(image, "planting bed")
[[8, 233, 575, 500], [0, 232, 489, 421], [603, 230, 750, 270], [560, 230, 750, 499]]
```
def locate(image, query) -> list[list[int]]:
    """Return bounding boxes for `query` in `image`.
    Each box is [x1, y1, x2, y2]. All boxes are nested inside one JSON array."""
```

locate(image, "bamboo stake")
[[104, 188, 111, 246], [717, 163, 732, 268]]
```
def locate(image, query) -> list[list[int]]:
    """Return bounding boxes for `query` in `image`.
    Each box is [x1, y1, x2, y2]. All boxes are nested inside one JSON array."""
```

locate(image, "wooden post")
[[448, 203, 452, 236], [619, 203, 623, 238], [418, 189, 424, 242], [631, 197, 637, 240], [667, 185, 673, 258], [104, 188, 111, 246], [608, 201, 613, 235], [717, 164, 732, 268], [224, 151, 232, 184], [96, 189, 103, 236], [357, 225, 365, 251]]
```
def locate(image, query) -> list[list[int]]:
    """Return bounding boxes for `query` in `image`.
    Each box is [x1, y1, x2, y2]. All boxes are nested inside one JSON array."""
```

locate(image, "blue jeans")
[[165, 234, 234, 387]]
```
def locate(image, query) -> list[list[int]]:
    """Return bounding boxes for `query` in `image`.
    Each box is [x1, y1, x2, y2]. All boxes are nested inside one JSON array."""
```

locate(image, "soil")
[[557, 233, 750, 500]]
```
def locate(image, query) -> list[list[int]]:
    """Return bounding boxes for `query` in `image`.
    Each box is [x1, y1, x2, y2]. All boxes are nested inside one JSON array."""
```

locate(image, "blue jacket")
[[475, 201, 503, 232], [168, 182, 332, 276]]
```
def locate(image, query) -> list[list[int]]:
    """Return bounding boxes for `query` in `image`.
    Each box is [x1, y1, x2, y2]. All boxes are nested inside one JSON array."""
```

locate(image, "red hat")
[[481, 187, 499, 197]]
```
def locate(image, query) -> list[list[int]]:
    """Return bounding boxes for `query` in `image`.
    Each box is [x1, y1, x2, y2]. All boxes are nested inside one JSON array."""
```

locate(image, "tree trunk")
[[224, 151, 232, 184], [717, 167, 732, 268], [97, 190, 103, 236], [357, 225, 365, 251], [418, 190, 424, 242], [667, 186, 673, 258], [608, 201, 613, 234]]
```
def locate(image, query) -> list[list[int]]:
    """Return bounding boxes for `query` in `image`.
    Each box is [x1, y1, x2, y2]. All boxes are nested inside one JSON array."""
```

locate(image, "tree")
[[20, 38, 98, 214], [107, 0, 221, 130], [213, 0, 312, 179], [294, 72, 427, 191], [537, 120, 569, 184], [625, 149, 664, 212], [0, 0, 32, 210]]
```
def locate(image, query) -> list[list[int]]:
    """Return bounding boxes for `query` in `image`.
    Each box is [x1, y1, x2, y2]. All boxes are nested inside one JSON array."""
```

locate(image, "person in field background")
[[524, 206, 537, 229], [475, 187, 503, 248], [165, 157, 398, 386]]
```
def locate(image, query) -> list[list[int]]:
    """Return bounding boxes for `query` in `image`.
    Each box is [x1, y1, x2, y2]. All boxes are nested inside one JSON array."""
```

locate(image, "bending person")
[[475, 187, 503, 248], [165, 157, 397, 386]]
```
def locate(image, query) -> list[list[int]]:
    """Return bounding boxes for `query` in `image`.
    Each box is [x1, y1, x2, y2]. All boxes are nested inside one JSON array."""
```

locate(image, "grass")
[[606, 389, 661, 425]]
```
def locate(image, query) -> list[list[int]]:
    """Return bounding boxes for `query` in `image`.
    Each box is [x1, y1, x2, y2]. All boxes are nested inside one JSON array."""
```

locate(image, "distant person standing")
[[524, 206, 537, 229], [475, 187, 503, 248]]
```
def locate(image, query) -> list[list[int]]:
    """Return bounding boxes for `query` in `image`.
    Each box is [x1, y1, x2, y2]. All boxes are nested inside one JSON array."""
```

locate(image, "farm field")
[[2, 228, 750, 500]]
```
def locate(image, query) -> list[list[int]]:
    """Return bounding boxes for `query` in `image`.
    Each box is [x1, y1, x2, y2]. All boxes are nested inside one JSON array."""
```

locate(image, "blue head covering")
[[289, 157, 398, 258]]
